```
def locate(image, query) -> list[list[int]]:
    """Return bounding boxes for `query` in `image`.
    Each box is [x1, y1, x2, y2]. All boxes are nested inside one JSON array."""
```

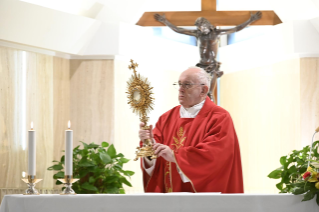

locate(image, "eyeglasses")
[[173, 82, 205, 90]]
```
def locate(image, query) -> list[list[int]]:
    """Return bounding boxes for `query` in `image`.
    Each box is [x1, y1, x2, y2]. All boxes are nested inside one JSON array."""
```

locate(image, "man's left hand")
[[153, 143, 176, 163]]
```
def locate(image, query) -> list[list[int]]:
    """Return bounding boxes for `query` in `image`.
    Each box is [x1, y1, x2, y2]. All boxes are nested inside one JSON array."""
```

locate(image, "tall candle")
[[28, 122, 36, 176], [65, 121, 73, 176]]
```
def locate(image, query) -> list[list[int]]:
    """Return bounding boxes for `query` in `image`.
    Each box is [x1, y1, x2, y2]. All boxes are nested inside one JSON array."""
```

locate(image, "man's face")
[[198, 23, 210, 34], [178, 70, 204, 108]]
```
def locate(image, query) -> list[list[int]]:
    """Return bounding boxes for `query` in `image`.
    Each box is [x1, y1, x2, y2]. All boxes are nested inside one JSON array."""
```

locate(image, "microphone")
[[307, 126, 319, 168]]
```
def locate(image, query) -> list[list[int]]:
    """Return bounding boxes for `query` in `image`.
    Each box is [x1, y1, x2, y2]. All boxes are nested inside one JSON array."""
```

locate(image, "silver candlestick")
[[58, 175, 79, 195], [22, 175, 42, 195]]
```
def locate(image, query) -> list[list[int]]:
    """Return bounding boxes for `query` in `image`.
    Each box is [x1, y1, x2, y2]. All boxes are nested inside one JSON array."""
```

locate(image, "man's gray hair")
[[188, 66, 211, 92]]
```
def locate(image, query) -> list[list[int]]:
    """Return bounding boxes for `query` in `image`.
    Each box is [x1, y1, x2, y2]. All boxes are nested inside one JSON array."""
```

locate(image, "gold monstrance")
[[126, 59, 157, 161]]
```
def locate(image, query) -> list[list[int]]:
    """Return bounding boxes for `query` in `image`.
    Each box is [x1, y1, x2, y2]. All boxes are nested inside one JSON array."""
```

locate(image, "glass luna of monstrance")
[[126, 59, 157, 161]]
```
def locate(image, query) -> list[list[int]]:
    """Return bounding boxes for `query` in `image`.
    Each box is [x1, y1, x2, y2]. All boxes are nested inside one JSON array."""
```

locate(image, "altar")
[[0, 193, 317, 212]]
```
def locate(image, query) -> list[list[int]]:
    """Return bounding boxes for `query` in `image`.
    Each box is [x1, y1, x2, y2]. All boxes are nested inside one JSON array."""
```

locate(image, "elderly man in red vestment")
[[139, 67, 243, 193]]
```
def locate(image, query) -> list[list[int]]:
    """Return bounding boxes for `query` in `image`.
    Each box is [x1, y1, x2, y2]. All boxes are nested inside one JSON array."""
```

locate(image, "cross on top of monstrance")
[[128, 59, 138, 76], [126, 59, 157, 161]]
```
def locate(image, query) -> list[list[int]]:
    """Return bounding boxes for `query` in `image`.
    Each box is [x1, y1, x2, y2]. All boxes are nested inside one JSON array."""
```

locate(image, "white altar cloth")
[[0, 193, 317, 212]]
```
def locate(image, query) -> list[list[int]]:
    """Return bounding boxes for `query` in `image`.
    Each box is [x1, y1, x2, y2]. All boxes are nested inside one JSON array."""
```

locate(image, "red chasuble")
[[142, 96, 243, 193]]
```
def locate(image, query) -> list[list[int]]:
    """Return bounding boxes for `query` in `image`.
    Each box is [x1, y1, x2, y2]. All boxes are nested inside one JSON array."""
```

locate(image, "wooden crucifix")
[[136, 0, 281, 102]]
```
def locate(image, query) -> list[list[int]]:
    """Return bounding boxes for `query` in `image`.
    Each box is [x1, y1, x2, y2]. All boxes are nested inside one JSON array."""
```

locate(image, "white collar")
[[180, 99, 206, 118]]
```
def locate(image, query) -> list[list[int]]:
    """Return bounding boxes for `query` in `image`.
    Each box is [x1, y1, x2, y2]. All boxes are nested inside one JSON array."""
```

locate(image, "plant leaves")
[[87, 143, 99, 149], [78, 161, 95, 167], [107, 144, 117, 158], [120, 158, 130, 163], [288, 165, 297, 174], [280, 156, 287, 166], [291, 187, 305, 195], [99, 152, 112, 164], [81, 182, 98, 191], [268, 170, 282, 179], [122, 170, 135, 177], [119, 188, 125, 194], [302, 191, 316, 201], [276, 182, 283, 191], [102, 142, 109, 148], [48, 164, 63, 171], [80, 141, 88, 149], [53, 171, 64, 179], [120, 177, 132, 187], [89, 176, 95, 184], [60, 155, 65, 163]]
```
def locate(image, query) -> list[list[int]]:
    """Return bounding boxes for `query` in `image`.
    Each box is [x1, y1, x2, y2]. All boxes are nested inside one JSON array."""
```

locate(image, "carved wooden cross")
[[137, 0, 281, 26]]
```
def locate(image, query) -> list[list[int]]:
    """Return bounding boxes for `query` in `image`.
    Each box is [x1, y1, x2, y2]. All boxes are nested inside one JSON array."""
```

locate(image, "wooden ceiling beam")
[[136, 11, 282, 26], [202, 0, 217, 11]]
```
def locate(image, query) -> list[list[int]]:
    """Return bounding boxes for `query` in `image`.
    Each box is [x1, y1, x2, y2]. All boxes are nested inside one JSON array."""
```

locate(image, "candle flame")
[[22, 171, 26, 178], [31, 122, 33, 130], [68, 120, 71, 129]]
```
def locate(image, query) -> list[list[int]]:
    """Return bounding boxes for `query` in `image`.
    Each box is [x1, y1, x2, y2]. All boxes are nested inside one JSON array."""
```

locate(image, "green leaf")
[[288, 165, 297, 174], [268, 170, 282, 179], [116, 153, 124, 158], [122, 170, 135, 177], [48, 164, 63, 171], [53, 171, 64, 179], [89, 176, 95, 184], [81, 182, 98, 191], [120, 158, 130, 163], [280, 156, 287, 166], [107, 144, 117, 158], [78, 161, 95, 167], [99, 152, 112, 164], [105, 187, 119, 194], [102, 142, 109, 148], [291, 187, 305, 195], [119, 188, 125, 194], [276, 182, 283, 191], [60, 155, 65, 163], [87, 143, 99, 149], [80, 141, 88, 149], [120, 177, 132, 187], [302, 191, 316, 201], [56, 180, 63, 185]]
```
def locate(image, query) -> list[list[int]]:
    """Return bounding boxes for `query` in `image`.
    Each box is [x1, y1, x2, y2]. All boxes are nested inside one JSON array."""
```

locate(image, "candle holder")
[[21, 175, 42, 195], [58, 175, 79, 195]]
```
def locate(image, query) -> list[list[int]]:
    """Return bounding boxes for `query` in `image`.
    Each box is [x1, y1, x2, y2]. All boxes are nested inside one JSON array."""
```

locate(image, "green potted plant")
[[268, 140, 319, 205], [48, 141, 134, 194]]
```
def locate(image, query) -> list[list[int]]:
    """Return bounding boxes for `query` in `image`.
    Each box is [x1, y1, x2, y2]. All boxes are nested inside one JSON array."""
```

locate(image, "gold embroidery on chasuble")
[[172, 127, 186, 151], [164, 161, 173, 192]]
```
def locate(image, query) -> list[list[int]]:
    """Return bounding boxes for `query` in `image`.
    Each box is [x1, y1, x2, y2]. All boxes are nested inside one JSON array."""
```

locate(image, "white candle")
[[65, 121, 73, 176], [28, 122, 36, 176]]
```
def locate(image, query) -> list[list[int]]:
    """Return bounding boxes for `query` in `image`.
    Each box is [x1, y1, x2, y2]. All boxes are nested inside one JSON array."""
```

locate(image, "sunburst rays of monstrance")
[[126, 59, 157, 161]]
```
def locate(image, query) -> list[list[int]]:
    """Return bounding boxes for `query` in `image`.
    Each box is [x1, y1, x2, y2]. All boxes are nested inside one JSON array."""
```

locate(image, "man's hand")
[[154, 13, 166, 23], [139, 122, 154, 143], [153, 143, 176, 163], [250, 11, 262, 22]]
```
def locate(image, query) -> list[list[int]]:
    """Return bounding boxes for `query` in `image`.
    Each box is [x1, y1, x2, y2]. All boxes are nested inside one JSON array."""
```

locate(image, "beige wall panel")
[[34, 54, 54, 189], [70, 60, 114, 148], [220, 59, 301, 193], [300, 58, 319, 145], [53, 57, 70, 162], [0, 47, 23, 188]]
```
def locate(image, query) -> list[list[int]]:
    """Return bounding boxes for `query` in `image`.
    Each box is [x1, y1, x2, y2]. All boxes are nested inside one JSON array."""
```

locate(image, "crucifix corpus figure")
[[154, 12, 262, 101]]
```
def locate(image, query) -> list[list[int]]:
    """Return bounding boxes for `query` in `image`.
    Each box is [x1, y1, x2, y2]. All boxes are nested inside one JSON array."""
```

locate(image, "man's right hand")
[[154, 13, 166, 23], [139, 122, 154, 143]]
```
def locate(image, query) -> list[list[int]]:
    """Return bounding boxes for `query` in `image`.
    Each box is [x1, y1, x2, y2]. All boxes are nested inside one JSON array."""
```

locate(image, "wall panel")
[[220, 58, 301, 193], [70, 59, 114, 148]]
